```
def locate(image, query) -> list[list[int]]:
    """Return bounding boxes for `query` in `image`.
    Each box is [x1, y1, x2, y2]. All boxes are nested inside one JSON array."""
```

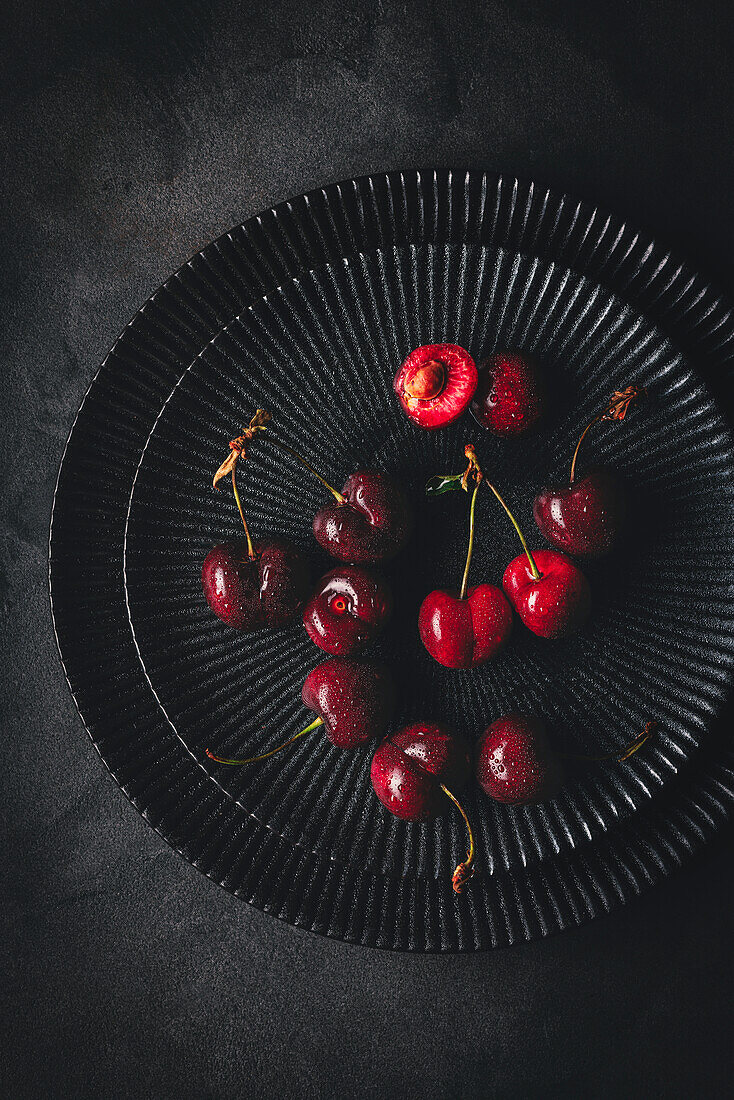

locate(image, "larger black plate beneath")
[[51, 172, 734, 950]]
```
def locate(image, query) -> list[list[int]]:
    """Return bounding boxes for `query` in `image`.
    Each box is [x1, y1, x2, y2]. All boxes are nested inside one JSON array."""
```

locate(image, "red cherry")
[[394, 343, 477, 429], [312, 470, 412, 563], [419, 585, 512, 668], [204, 416, 310, 630], [533, 386, 644, 558], [476, 715, 563, 805], [370, 722, 475, 892], [303, 566, 392, 655], [534, 467, 625, 558], [371, 722, 470, 820], [503, 549, 591, 639], [470, 351, 543, 435], [206, 656, 394, 765], [202, 539, 309, 630], [301, 657, 394, 748], [476, 715, 657, 806]]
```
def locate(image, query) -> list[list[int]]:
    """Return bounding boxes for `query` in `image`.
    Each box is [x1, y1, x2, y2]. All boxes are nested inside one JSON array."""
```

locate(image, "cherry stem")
[[569, 385, 645, 484], [205, 717, 324, 765], [231, 465, 257, 562], [213, 410, 271, 556], [440, 784, 475, 894], [459, 480, 481, 600], [561, 721, 657, 763], [483, 480, 541, 581], [460, 443, 540, 583], [266, 437, 346, 504], [569, 416, 601, 484]]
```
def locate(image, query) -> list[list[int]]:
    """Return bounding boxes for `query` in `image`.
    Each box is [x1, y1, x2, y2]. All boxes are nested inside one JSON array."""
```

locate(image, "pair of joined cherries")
[[419, 445, 591, 666], [202, 411, 410, 654], [417, 384, 644, 668]]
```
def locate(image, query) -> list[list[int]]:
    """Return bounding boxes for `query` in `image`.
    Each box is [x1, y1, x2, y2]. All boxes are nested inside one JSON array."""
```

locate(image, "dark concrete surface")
[[2, 2, 734, 1097]]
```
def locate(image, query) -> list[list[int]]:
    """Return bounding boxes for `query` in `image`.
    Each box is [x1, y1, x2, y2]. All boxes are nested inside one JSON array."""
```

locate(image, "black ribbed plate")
[[51, 172, 734, 950]]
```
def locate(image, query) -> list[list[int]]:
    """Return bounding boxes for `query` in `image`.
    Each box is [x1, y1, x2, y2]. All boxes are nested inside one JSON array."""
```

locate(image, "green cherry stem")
[[459, 478, 482, 600], [462, 442, 543, 585], [459, 443, 541, 585], [206, 716, 324, 765], [440, 784, 475, 894], [215, 409, 347, 505], [483, 479, 541, 581]]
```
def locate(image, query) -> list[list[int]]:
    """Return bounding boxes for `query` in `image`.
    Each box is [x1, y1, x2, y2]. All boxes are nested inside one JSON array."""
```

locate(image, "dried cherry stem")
[[214, 408, 346, 504], [213, 409, 272, 562], [440, 784, 475, 894], [206, 717, 324, 765], [569, 385, 645, 484], [561, 721, 657, 764], [463, 443, 541, 581]]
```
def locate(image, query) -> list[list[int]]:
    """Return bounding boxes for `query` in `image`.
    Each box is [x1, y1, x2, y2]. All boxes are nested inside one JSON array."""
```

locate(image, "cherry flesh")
[[394, 343, 477, 429], [301, 657, 394, 748], [313, 470, 412, 564], [303, 565, 393, 655], [476, 714, 564, 805], [503, 548, 591, 639], [202, 539, 309, 630], [470, 351, 543, 435], [370, 722, 471, 821], [534, 467, 625, 558], [419, 585, 512, 668]]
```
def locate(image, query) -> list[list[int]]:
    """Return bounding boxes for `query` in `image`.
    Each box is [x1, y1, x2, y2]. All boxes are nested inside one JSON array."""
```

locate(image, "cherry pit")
[[200, 345, 653, 893]]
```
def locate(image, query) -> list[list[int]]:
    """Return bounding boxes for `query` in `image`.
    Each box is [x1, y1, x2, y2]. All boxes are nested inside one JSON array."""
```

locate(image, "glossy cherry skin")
[[301, 657, 394, 748], [476, 714, 564, 805], [302, 565, 393, 655], [418, 584, 513, 668], [313, 471, 412, 564], [394, 343, 478, 429], [503, 549, 591, 639], [370, 722, 471, 821], [202, 539, 310, 630], [533, 467, 625, 558], [470, 351, 543, 435]]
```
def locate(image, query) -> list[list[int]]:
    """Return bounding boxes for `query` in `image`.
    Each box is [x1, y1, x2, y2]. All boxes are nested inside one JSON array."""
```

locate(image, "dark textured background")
[[2, 2, 734, 1096]]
